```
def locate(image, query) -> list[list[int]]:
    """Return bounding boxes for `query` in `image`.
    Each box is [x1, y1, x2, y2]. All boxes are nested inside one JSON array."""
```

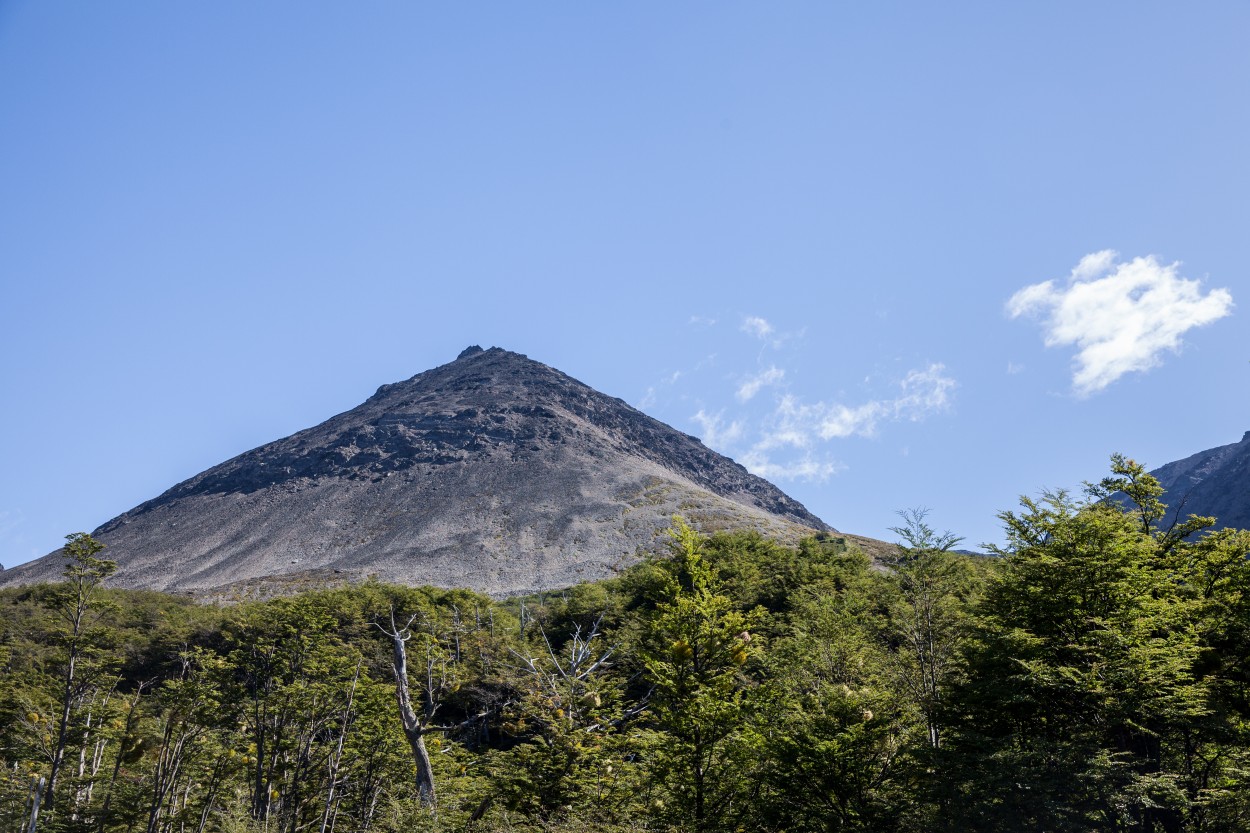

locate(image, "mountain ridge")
[[2, 347, 834, 596], [1147, 430, 1250, 532]]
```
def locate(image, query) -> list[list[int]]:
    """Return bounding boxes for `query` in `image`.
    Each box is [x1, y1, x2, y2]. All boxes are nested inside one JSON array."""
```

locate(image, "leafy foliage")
[[1, 458, 1247, 832]]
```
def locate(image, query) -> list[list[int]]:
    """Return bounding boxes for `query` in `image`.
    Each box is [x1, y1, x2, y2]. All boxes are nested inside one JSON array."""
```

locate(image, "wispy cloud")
[[690, 363, 957, 483], [691, 409, 744, 449], [740, 315, 773, 340], [739, 450, 842, 482], [638, 370, 688, 411], [637, 348, 718, 416], [811, 363, 956, 439], [736, 366, 785, 402], [1008, 251, 1233, 396], [689, 315, 717, 328], [739, 315, 807, 351], [677, 314, 956, 485]]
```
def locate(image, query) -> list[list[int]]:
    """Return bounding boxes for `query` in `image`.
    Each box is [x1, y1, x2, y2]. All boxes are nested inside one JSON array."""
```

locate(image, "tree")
[[753, 547, 919, 832], [941, 457, 1242, 832], [376, 608, 442, 809], [883, 509, 975, 751], [640, 520, 760, 831], [221, 594, 365, 829], [41, 532, 117, 820], [373, 591, 494, 814], [496, 614, 637, 823], [142, 649, 228, 833]]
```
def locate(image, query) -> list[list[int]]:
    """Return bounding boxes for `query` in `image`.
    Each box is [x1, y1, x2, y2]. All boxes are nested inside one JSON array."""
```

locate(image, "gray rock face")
[[3, 348, 832, 596], [1147, 431, 1250, 532]]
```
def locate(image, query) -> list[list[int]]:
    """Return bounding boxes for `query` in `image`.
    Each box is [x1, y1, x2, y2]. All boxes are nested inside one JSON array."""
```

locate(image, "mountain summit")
[[1148, 430, 1250, 532], [3, 348, 831, 596]]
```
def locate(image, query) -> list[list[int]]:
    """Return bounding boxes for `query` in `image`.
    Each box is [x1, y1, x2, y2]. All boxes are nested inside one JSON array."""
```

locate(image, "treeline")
[[2, 456, 1249, 832]]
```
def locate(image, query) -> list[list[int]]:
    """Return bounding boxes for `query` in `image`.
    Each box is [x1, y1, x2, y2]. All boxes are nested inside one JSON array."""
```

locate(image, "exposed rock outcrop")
[[1147, 430, 1250, 532], [2, 348, 833, 596]]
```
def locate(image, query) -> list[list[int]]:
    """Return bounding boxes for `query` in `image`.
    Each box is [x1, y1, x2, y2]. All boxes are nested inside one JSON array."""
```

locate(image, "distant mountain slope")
[[2, 347, 833, 596], [1148, 431, 1250, 532]]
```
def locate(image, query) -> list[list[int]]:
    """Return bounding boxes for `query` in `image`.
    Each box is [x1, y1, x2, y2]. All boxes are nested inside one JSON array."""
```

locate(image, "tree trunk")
[[319, 662, 360, 833], [45, 643, 81, 817], [383, 619, 437, 807], [26, 776, 46, 833], [43, 534, 117, 819], [403, 729, 437, 808]]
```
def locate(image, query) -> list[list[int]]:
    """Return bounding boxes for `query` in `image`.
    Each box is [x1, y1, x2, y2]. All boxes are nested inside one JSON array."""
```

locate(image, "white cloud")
[[738, 316, 806, 350], [739, 449, 841, 482], [740, 316, 773, 339], [1006, 361, 1025, 375], [746, 364, 956, 453], [752, 394, 820, 450], [818, 402, 888, 439], [691, 409, 744, 450], [638, 369, 687, 411], [1008, 251, 1233, 396], [689, 315, 717, 328], [898, 363, 957, 415], [735, 366, 785, 402], [687, 319, 956, 485], [817, 363, 956, 439]]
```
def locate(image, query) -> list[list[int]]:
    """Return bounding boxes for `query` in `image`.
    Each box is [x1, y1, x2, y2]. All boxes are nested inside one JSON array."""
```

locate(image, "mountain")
[[1148, 430, 1250, 532], [2, 347, 837, 596]]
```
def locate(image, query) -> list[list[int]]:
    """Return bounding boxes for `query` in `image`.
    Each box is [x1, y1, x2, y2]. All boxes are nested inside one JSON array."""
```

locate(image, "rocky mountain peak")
[[3, 348, 833, 597], [1145, 430, 1250, 533]]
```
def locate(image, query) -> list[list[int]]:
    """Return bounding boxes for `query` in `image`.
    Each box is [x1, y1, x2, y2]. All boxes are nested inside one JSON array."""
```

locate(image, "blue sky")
[[2, 3, 1247, 568]]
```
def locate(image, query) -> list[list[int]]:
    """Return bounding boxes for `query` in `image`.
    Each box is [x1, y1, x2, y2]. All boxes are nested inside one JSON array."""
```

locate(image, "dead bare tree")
[[507, 615, 646, 733], [25, 775, 45, 833], [374, 609, 441, 808]]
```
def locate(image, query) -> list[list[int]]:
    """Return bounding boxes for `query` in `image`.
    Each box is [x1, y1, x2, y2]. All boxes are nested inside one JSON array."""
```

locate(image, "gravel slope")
[[3, 347, 836, 596]]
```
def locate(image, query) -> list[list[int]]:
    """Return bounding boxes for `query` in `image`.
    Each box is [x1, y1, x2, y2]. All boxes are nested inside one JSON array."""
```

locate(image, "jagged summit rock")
[[1147, 430, 1250, 532], [3, 347, 833, 596]]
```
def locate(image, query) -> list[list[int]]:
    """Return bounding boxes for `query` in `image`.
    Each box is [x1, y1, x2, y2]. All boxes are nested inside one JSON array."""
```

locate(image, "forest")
[[2, 456, 1248, 833]]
